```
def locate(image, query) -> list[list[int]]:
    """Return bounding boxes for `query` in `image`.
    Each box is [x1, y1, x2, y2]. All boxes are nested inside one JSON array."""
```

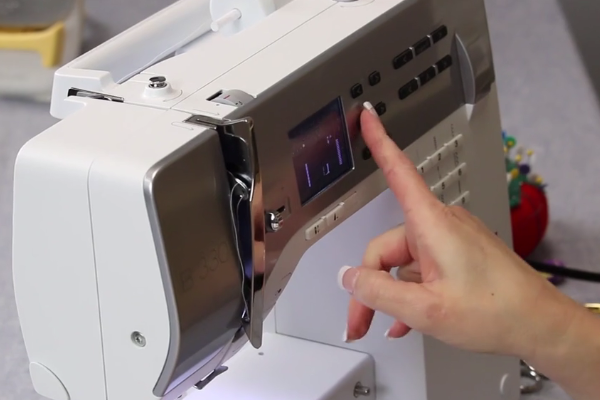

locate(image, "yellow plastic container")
[[0, 0, 84, 101]]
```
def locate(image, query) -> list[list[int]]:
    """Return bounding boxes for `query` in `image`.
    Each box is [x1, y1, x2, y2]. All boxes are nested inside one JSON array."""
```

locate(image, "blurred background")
[[2, 1, 600, 399]]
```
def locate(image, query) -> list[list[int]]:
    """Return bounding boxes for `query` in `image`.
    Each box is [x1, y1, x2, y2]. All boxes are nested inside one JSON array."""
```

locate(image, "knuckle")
[[355, 271, 391, 308], [417, 297, 446, 331], [443, 204, 467, 219], [362, 238, 381, 266]]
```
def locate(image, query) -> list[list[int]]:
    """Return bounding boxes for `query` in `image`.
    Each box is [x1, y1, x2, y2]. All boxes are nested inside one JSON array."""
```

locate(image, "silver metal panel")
[[144, 130, 245, 396], [225, 0, 496, 320]]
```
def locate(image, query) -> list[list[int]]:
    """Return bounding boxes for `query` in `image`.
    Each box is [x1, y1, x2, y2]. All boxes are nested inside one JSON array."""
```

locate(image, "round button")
[[362, 146, 372, 160]]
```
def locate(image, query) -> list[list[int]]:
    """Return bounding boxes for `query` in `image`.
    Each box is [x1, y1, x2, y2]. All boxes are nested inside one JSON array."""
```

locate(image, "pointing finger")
[[361, 103, 441, 218]]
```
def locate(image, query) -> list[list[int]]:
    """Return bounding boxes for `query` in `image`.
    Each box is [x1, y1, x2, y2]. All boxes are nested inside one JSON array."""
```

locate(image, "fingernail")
[[338, 266, 358, 293], [343, 328, 355, 343], [363, 101, 379, 117], [384, 329, 396, 340]]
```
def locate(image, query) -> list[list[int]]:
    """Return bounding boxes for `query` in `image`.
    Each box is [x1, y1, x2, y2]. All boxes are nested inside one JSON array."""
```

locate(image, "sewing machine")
[[12, 0, 519, 399]]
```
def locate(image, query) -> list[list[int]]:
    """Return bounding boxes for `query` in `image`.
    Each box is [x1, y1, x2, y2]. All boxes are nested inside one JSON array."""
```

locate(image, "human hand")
[[338, 102, 575, 358]]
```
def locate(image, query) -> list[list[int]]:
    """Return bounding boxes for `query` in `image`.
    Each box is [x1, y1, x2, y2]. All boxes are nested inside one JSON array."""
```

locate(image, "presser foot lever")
[[194, 366, 229, 390]]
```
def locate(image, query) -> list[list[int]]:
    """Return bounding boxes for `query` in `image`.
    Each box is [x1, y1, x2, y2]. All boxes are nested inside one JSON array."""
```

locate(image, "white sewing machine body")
[[12, 1, 518, 400]]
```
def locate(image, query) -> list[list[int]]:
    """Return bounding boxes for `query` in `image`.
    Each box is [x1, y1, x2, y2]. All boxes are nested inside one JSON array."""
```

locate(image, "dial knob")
[[266, 210, 284, 232]]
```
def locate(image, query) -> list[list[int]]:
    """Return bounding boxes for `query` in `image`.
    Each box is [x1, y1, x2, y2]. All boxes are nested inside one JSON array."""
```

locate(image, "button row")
[[417, 133, 464, 175], [305, 202, 345, 241], [431, 163, 467, 195], [350, 25, 448, 99], [392, 25, 448, 70], [350, 70, 382, 99], [399, 55, 453, 100]]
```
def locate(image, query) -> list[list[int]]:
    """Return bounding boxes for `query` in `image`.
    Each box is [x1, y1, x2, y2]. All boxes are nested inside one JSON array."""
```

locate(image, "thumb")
[[339, 266, 428, 322]]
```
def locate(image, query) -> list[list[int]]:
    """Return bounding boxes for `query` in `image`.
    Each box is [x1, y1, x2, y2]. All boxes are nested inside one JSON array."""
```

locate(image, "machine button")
[[450, 191, 470, 207], [362, 146, 372, 160], [398, 78, 419, 100], [325, 204, 345, 226], [305, 218, 327, 240], [418, 66, 437, 86], [343, 192, 359, 210], [453, 162, 467, 179], [431, 174, 451, 195], [446, 133, 464, 149], [431, 163, 467, 194], [436, 55, 453, 73], [350, 83, 363, 98], [369, 71, 381, 86], [431, 180, 445, 196], [431, 25, 448, 43], [444, 162, 467, 187], [413, 37, 432, 56], [417, 158, 434, 175], [393, 49, 414, 69], [431, 144, 451, 164], [375, 101, 387, 116]]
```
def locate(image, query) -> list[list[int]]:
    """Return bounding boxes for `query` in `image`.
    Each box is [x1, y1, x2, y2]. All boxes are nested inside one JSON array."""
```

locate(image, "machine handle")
[[50, 0, 213, 118], [455, 32, 495, 105]]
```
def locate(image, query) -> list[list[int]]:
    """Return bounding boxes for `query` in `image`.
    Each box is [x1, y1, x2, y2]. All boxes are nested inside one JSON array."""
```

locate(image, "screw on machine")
[[354, 382, 371, 397], [131, 331, 146, 347]]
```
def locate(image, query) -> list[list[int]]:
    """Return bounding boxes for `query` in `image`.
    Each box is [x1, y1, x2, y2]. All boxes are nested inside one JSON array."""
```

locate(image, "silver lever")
[[184, 114, 266, 349]]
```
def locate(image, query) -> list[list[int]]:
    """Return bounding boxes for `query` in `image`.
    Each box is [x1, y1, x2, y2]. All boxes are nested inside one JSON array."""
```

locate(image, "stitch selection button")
[[305, 218, 326, 240]]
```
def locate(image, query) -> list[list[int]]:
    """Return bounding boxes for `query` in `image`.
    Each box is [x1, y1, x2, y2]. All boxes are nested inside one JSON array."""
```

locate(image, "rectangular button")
[[431, 180, 445, 196], [436, 55, 453, 73], [375, 101, 387, 116], [393, 49, 414, 69], [431, 175, 451, 195], [431, 26, 448, 43], [399, 78, 419, 100], [451, 191, 471, 207], [446, 133, 464, 150], [431, 163, 467, 195], [444, 162, 467, 188], [326, 204, 344, 227], [305, 218, 326, 241], [343, 192, 359, 210], [413, 37, 432, 56], [453, 162, 467, 180], [417, 158, 434, 175], [418, 66, 437, 86], [431, 144, 451, 164]]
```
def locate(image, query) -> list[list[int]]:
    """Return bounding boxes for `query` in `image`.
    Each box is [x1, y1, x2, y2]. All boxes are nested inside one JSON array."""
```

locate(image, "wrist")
[[498, 268, 573, 361], [519, 285, 600, 399], [520, 284, 582, 363]]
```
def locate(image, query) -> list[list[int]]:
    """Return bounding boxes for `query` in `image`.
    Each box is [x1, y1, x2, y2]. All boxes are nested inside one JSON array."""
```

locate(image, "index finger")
[[361, 102, 440, 217]]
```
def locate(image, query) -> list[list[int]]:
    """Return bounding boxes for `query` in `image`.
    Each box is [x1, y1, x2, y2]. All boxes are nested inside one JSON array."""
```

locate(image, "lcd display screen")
[[288, 98, 353, 205]]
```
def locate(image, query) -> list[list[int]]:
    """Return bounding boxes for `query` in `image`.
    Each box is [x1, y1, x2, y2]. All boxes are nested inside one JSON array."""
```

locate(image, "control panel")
[[219, 0, 482, 310], [302, 105, 472, 244]]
